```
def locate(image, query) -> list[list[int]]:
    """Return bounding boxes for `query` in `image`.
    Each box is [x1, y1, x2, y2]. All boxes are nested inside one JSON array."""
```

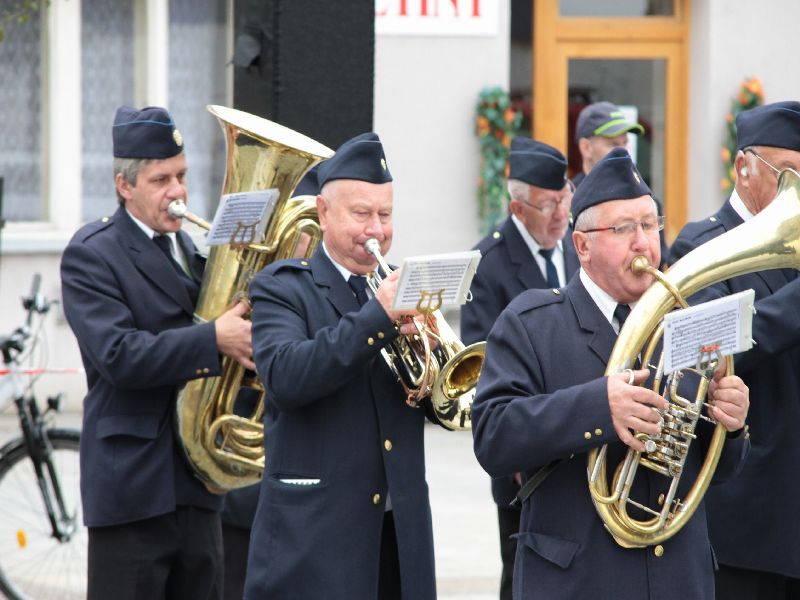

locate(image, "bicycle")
[[0, 274, 85, 600]]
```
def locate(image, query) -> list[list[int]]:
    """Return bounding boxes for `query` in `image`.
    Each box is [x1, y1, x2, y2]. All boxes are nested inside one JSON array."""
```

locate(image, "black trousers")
[[498, 505, 521, 600], [379, 510, 402, 600], [716, 564, 800, 600], [222, 524, 251, 600], [88, 506, 223, 600]]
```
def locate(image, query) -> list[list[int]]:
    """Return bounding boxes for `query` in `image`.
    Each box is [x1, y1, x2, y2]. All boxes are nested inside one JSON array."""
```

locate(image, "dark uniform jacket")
[[472, 274, 749, 599], [670, 198, 800, 578], [60, 206, 224, 527], [461, 216, 579, 506], [243, 249, 436, 600]]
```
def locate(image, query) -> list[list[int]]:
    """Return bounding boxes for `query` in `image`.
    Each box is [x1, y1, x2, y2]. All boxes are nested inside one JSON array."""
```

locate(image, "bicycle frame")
[[0, 276, 80, 543]]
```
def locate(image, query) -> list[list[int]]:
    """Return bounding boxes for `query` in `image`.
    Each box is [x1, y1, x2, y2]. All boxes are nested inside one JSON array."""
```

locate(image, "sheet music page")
[[206, 189, 280, 246], [662, 288, 755, 373], [392, 250, 481, 311]]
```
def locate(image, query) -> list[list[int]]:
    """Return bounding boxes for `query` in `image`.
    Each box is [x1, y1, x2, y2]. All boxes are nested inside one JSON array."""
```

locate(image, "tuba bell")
[[171, 105, 333, 493], [363, 238, 486, 431], [588, 168, 800, 547]]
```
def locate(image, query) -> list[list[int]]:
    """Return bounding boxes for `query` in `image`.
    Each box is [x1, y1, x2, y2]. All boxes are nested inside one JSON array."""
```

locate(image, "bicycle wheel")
[[0, 429, 85, 600]]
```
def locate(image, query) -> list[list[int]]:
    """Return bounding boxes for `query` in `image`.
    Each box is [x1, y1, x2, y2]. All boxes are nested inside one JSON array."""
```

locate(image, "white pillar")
[[135, 0, 169, 107], [45, 0, 82, 233]]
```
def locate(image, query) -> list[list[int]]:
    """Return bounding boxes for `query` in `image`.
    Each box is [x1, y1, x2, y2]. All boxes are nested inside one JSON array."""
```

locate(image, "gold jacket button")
[[584, 432, 592, 440], [377, 331, 385, 339], [372, 493, 381, 505], [101, 216, 109, 223], [367, 337, 375, 346], [492, 231, 501, 239], [300, 260, 309, 266], [594, 428, 603, 436], [203, 367, 210, 374], [657, 493, 665, 506], [195, 368, 202, 375], [654, 545, 664, 557], [384, 439, 393, 451]]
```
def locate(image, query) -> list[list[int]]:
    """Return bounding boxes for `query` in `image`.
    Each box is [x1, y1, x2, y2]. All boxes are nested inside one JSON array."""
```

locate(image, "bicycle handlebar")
[[1, 274, 55, 363]]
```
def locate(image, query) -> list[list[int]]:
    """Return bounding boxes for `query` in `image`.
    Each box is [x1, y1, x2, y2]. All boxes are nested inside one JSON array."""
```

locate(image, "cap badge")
[[173, 128, 183, 147], [632, 169, 640, 184], [380, 158, 387, 170]]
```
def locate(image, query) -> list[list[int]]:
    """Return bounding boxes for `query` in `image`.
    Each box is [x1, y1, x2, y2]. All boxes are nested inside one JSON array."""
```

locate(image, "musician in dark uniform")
[[60, 106, 253, 600], [460, 136, 578, 600], [670, 100, 800, 600], [244, 133, 436, 600], [472, 147, 751, 600]]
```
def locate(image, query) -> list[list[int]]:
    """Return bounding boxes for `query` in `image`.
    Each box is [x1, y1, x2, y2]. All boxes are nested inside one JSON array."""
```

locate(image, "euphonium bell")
[[588, 168, 800, 547], [363, 238, 485, 431], [171, 105, 333, 493]]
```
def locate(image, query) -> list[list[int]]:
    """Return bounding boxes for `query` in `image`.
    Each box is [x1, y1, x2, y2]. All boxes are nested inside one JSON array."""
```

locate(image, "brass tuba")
[[172, 105, 333, 493], [588, 168, 800, 547], [364, 238, 486, 431]]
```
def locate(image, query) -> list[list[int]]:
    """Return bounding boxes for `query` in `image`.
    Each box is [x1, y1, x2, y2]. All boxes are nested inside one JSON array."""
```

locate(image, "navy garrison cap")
[[112, 106, 184, 159], [736, 101, 800, 151], [575, 101, 644, 142], [571, 147, 652, 224], [508, 137, 568, 190], [317, 133, 393, 188]]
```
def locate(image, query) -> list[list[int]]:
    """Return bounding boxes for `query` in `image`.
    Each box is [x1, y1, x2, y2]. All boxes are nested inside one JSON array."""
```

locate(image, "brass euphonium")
[[588, 168, 800, 547], [170, 105, 333, 493], [363, 238, 486, 431]]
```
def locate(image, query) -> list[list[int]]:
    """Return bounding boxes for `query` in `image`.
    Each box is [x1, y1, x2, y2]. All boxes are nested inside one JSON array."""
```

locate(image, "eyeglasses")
[[745, 148, 782, 178], [522, 195, 571, 217], [579, 215, 665, 236]]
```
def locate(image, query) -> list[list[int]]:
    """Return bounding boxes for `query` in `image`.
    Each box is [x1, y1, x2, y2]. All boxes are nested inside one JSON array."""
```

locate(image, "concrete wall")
[[688, 0, 800, 223], [374, 2, 511, 264]]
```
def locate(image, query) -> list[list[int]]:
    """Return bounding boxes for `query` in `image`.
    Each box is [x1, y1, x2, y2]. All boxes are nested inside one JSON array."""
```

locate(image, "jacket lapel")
[[501, 218, 548, 289], [310, 249, 360, 317], [565, 275, 615, 366], [116, 208, 195, 316]]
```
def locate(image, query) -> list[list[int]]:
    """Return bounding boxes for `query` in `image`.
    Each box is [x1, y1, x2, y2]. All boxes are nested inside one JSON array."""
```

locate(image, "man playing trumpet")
[[244, 133, 436, 600]]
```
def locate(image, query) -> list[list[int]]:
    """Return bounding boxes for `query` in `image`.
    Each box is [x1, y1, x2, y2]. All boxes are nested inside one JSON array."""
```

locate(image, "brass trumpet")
[[363, 238, 485, 431]]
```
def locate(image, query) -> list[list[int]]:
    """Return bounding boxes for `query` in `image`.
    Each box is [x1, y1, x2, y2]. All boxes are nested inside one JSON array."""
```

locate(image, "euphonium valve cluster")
[[171, 105, 333, 493], [363, 238, 485, 431], [588, 168, 800, 547]]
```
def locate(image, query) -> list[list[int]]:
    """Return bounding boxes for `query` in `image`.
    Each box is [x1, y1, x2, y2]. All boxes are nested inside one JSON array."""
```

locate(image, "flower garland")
[[475, 86, 522, 234], [720, 77, 764, 195]]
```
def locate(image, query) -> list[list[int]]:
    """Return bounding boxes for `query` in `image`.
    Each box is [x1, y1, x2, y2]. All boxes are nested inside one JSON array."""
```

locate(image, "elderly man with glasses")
[[461, 136, 578, 600], [670, 101, 800, 600], [472, 146, 750, 600]]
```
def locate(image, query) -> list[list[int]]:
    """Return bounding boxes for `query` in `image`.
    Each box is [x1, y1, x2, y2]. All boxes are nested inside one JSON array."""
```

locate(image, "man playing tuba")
[[472, 147, 750, 600], [60, 105, 253, 600]]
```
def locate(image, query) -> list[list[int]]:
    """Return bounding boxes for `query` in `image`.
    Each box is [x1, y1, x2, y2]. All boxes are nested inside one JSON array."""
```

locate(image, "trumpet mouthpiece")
[[364, 238, 381, 256], [167, 199, 188, 218]]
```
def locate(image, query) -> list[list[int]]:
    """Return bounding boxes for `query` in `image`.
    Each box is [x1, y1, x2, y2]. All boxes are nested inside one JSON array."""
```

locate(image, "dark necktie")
[[538, 247, 560, 289], [153, 234, 199, 303], [347, 275, 369, 306], [613, 303, 631, 333], [153, 235, 186, 275]]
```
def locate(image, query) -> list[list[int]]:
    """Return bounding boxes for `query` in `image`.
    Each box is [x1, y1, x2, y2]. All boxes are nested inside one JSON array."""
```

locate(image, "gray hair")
[[113, 157, 156, 205], [507, 179, 530, 203]]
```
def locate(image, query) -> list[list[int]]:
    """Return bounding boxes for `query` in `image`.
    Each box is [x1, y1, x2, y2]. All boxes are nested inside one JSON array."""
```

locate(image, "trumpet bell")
[[431, 341, 486, 431]]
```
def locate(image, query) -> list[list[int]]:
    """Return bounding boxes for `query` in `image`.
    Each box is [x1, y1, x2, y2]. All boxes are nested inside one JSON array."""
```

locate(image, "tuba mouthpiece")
[[167, 199, 188, 218]]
